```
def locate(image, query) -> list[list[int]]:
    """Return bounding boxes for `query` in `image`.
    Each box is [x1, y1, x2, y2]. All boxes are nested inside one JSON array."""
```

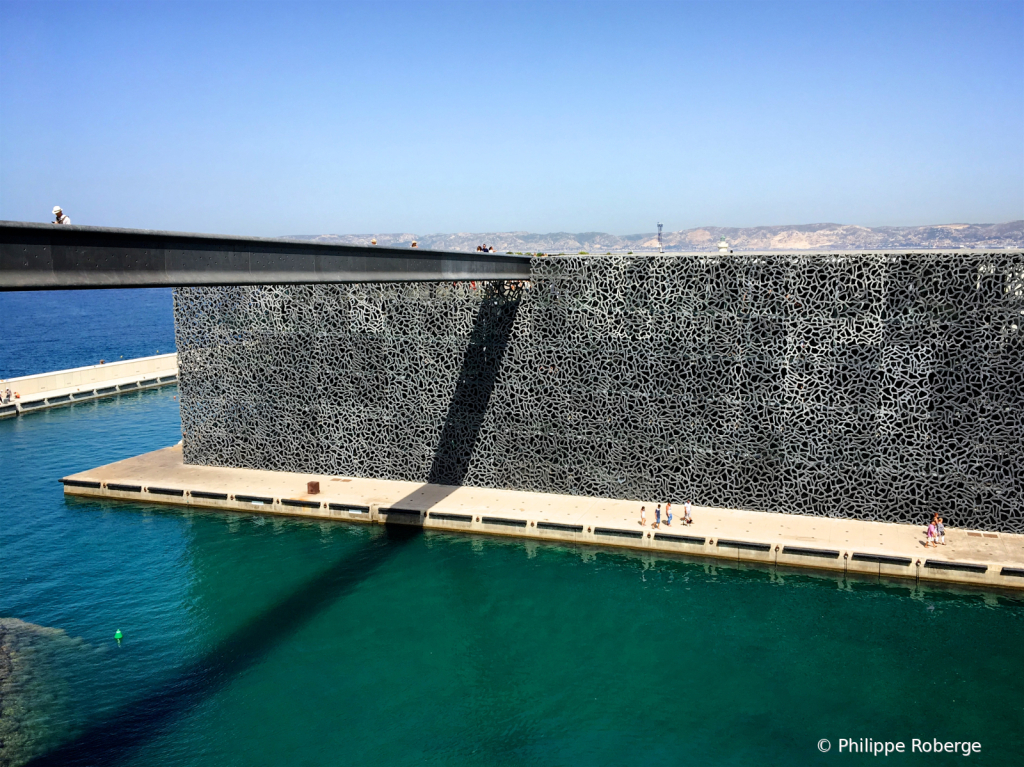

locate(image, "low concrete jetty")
[[0, 353, 178, 418], [61, 445, 1024, 591]]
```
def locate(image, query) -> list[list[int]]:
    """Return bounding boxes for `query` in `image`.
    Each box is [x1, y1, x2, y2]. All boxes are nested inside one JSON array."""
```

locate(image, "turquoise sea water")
[[2, 290, 1023, 766]]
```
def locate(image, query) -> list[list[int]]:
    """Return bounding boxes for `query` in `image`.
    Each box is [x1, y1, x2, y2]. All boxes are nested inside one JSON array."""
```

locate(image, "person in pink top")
[[926, 521, 937, 548]]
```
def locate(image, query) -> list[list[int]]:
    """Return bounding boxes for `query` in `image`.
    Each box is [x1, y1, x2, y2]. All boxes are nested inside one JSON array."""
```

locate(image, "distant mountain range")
[[289, 221, 1023, 252]]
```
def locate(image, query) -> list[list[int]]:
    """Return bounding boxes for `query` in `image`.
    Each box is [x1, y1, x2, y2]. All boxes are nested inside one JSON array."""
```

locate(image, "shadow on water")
[[29, 525, 420, 767], [32, 280, 522, 766]]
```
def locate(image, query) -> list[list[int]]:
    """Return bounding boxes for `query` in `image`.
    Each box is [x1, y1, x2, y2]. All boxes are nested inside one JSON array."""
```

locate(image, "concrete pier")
[[0, 353, 178, 419], [61, 445, 1024, 591]]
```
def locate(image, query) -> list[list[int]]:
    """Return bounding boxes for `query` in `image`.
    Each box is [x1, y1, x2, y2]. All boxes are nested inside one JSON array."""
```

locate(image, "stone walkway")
[[61, 445, 1024, 591]]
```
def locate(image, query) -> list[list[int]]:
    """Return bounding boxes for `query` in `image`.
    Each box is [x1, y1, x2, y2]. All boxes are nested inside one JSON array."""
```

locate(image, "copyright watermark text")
[[816, 738, 982, 756]]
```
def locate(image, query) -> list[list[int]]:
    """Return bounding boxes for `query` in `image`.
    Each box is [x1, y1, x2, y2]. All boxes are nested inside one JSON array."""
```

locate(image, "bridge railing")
[[0, 221, 533, 290]]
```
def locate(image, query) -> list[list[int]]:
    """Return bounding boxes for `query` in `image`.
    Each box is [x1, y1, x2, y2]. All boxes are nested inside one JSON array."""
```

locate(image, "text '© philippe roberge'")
[[827, 738, 981, 756]]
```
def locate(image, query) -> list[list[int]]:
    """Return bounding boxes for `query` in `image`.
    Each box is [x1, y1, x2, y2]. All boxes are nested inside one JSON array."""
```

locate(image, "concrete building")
[[173, 251, 1024, 534]]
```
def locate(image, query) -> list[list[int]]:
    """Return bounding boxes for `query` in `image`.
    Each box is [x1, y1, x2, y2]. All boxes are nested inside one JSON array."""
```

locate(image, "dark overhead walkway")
[[0, 221, 532, 290]]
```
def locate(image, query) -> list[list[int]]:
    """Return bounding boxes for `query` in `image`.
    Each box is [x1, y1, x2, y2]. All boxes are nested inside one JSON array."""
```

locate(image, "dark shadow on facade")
[[427, 281, 522, 486]]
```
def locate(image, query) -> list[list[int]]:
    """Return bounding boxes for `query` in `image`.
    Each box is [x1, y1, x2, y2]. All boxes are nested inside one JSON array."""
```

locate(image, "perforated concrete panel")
[[174, 252, 1024, 532]]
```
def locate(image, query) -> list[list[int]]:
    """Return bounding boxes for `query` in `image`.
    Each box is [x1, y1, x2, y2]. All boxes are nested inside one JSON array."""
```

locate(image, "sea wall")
[[173, 252, 1024, 532], [0, 353, 178, 419]]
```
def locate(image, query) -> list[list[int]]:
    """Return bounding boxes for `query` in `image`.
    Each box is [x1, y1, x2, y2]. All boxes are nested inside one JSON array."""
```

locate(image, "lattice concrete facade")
[[173, 252, 1024, 533]]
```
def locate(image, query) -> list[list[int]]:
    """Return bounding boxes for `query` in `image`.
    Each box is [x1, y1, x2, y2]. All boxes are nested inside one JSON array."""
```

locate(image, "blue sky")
[[1, 0, 1022, 237]]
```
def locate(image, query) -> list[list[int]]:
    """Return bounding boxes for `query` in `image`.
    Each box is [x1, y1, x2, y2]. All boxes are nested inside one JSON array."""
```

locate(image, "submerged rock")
[[0, 618, 83, 767]]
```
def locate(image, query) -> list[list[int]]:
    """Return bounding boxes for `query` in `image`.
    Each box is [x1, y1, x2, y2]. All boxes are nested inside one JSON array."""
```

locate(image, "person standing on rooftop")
[[52, 206, 71, 224]]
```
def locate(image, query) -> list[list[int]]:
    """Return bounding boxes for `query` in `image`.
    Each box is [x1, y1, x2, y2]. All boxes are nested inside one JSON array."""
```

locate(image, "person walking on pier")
[[682, 500, 693, 526], [654, 504, 661, 528], [51, 206, 71, 225], [639, 506, 646, 526], [664, 502, 672, 526]]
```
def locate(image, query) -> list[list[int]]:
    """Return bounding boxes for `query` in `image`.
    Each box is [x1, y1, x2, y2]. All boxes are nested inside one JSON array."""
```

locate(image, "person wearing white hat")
[[52, 206, 71, 225]]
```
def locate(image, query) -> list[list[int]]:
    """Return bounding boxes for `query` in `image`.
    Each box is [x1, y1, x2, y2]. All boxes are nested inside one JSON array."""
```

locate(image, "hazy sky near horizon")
[[2, 0, 1022, 237]]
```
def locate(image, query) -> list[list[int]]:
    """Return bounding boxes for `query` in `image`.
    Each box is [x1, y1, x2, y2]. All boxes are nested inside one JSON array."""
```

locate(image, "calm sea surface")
[[0, 288, 176, 378], [1, 289, 1023, 766]]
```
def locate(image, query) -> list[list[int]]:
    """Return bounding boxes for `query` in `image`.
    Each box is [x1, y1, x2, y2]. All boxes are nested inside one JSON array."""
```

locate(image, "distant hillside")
[[288, 221, 1023, 252]]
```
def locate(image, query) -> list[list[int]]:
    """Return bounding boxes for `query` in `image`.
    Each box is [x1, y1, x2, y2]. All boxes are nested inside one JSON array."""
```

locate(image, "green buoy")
[[114, 629, 122, 645]]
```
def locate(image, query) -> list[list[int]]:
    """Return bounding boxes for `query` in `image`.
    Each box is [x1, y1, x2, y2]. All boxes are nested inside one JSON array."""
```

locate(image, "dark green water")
[[3, 391, 1024, 766]]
